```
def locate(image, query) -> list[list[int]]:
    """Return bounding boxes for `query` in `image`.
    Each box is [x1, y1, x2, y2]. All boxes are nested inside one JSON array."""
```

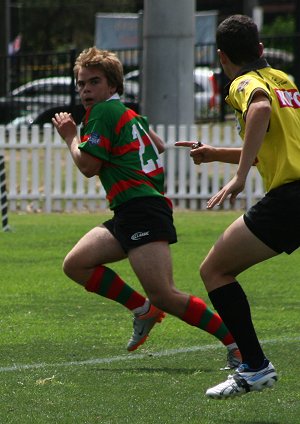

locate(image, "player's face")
[[76, 67, 117, 109]]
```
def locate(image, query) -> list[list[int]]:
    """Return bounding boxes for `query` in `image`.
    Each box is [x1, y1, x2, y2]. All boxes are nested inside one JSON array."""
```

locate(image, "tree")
[[262, 15, 295, 36], [18, 0, 143, 52]]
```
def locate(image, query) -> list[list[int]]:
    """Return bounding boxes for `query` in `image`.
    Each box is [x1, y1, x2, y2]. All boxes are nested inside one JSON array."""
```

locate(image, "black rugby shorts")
[[103, 196, 177, 253], [244, 180, 300, 254]]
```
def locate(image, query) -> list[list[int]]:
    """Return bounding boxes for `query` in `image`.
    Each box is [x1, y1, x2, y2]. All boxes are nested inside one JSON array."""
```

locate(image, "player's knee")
[[200, 260, 231, 291], [200, 260, 214, 284], [62, 253, 76, 279], [147, 288, 180, 313], [146, 292, 168, 311]]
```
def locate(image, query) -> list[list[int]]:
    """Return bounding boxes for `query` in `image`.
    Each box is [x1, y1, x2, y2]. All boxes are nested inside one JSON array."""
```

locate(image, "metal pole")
[[0, 155, 10, 232], [294, 0, 300, 89], [243, 0, 259, 18], [143, 0, 195, 129]]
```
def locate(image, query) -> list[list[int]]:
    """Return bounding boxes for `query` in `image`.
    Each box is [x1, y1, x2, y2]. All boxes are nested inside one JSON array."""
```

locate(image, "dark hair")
[[216, 15, 260, 65]]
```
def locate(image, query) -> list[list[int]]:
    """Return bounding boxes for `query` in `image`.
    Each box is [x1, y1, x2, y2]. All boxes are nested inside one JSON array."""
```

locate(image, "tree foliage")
[[18, 0, 143, 52], [262, 14, 295, 36]]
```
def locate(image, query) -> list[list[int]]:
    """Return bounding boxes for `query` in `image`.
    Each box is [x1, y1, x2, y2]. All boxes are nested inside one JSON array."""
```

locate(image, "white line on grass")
[[1, 336, 299, 373]]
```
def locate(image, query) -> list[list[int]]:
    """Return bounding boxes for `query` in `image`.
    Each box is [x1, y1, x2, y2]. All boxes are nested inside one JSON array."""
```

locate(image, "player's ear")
[[217, 49, 228, 65], [109, 85, 117, 96], [259, 42, 264, 57]]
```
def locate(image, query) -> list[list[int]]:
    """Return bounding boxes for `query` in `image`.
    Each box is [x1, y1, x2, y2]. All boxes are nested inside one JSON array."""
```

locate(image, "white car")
[[0, 76, 80, 126]]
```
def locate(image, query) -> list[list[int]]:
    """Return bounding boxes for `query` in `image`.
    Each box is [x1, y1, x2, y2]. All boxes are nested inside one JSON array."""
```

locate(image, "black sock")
[[209, 281, 265, 369]]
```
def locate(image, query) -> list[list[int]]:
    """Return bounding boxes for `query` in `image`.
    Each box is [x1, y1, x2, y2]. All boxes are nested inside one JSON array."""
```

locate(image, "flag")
[[8, 34, 22, 55]]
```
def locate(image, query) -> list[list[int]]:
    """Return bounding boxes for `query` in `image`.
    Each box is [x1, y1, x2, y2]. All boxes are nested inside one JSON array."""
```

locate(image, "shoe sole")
[[127, 312, 165, 352]]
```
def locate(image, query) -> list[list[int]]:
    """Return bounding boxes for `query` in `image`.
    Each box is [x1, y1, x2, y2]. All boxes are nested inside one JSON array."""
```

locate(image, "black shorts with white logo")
[[244, 180, 300, 254], [103, 196, 177, 253]]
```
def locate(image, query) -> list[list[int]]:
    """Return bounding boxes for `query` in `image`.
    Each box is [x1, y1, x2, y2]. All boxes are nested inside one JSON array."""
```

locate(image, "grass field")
[[1, 211, 300, 424]]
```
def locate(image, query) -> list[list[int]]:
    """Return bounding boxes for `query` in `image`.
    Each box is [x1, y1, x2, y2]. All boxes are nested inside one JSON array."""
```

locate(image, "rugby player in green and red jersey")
[[52, 47, 241, 369]]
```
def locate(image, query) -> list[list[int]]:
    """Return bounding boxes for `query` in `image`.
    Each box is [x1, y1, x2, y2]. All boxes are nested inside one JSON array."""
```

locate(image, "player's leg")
[[128, 241, 241, 367], [201, 215, 278, 291], [63, 225, 149, 314], [200, 215, 278, 398], [201, 215, 277, 365]]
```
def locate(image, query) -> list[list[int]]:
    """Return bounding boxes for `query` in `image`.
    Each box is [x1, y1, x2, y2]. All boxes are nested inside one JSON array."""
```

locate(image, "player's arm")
[[175, 141, 242, 165], [192, 144, 241, 165], [207, 92, 271, 209], [67, 137, 102, 178], [236, 92, 271, 182], [52, 112, 102, 177], [149, 128, 165, 153]]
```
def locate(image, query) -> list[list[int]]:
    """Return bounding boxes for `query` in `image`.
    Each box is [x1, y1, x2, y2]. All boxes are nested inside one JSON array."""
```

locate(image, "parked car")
[[2, 74, 138, 127], [194, 67, 221, 119], [3, 68, 222, 127], [7, 104, 86, 129], [123, 67, 221, 120], [123, 69, 140, 105], [263, 47, 294, 67], [263, 48, 295, 82], [0, 76, 79, 126]]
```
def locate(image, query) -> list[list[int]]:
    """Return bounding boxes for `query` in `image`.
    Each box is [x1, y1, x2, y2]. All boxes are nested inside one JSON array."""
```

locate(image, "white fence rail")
[[0, 123, 264, 213]]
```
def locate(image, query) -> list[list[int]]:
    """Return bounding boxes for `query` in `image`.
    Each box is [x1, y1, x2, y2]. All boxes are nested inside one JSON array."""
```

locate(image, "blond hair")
[[74, 47, 124, 95]]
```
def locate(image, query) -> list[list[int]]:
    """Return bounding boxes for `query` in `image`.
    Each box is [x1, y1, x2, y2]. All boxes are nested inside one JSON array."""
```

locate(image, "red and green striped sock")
[[181, 295, 235, 346], [85, 265, 146, 311]]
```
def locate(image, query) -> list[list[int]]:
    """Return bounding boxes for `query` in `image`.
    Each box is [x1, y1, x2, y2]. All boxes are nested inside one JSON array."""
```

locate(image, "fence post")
[[0, 155, 10, 232], [44, 125, 53, 213]]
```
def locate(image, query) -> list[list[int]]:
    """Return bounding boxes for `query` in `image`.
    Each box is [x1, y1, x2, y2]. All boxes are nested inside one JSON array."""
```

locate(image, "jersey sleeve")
[[78, 105, 112, 162], [228, 76, 271, 119]]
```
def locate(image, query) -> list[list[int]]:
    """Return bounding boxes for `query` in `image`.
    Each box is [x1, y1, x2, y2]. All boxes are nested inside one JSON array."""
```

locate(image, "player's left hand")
[[207, 175, 246, 209]]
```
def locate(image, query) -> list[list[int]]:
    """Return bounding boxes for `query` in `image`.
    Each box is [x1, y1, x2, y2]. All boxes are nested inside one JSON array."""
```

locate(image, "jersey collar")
[[106, 93, 120, 101], [225, 57, 270, 96]]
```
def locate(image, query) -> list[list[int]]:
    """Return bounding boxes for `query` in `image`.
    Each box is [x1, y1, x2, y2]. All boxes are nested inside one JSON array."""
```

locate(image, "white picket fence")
[[0, 123, 264, 213]]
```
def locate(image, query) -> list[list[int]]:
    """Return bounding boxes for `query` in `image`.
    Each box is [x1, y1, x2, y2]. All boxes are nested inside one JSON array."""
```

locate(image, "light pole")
[[142, 0, 195, 129], [243, 0, 259, 17]]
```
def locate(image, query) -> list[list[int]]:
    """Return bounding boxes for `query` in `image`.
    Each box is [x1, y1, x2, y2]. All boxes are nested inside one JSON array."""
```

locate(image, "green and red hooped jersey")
[[78, 98, 169, 210]]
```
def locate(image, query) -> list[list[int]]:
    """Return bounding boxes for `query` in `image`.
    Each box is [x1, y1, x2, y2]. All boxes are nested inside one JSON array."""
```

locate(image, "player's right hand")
[[175, 141, 216, 165]]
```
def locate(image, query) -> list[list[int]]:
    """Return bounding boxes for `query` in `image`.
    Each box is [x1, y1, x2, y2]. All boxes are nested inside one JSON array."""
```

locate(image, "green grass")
[[1, 211, 300, 424]]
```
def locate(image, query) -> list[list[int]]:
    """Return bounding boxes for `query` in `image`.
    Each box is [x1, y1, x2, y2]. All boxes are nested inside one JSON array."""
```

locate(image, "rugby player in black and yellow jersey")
[[176, 14, 300, 399]]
